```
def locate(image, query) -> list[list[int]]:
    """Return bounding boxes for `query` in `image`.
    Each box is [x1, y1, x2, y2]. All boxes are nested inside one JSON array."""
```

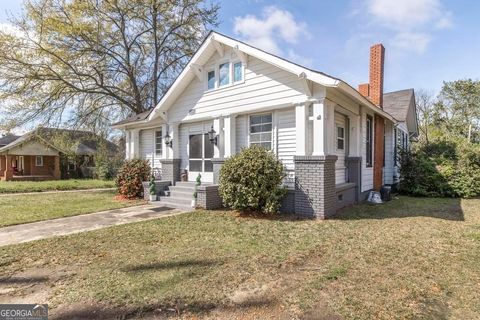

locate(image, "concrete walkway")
[[0, 205, 187, 246]]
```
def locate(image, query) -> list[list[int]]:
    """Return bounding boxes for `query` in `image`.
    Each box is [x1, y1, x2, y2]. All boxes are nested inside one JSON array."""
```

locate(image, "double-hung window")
[[249, 114, 272, 150], [336, 125, 345, 150], [155, 130, 162, 156], [366, 115, 373, 167], [233, 62, 243, 82], [35, 156, 43, 167], [207, 70, 216, 90], [219, 62, 230, 87]]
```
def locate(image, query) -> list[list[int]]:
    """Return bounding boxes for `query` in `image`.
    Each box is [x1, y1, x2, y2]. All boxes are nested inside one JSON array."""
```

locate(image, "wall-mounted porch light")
[[164, 132, 172, 148], [208, 126, 218, 145]]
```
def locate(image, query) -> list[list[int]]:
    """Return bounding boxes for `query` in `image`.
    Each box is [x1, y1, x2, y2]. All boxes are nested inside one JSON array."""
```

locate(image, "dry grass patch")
[[0, 196, 479, 319]]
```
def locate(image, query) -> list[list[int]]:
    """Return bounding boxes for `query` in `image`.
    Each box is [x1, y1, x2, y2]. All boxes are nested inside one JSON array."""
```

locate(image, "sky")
[[0, 0, 479, 108]]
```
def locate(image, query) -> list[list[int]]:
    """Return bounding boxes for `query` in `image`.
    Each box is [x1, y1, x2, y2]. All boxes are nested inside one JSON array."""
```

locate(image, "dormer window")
[[207, 70, 215, 90], [233, 62, 243, 82], [219, 62, 230, 87]]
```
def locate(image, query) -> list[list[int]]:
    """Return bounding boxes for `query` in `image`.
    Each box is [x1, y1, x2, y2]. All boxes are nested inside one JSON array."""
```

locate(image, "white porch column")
[[295, 104, 308, 155], [351, 113, 362, 157], [312, 99, 335, 156], [167, 123, 179, 159], [161, 124, 168, 159], [131, 129, 140, 159], [223, 115, 236, 158], [125, 130, 131, 159], [213, 117, 224, 158]]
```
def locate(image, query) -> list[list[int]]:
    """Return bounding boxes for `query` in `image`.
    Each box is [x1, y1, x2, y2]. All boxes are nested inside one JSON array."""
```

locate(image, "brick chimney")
[[358, 43, 385, 108]]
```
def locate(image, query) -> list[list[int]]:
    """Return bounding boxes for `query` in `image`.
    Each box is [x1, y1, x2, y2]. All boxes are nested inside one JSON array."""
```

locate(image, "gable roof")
[[0, 131, 64, 154], [113, 31, 396, 127], [0, 134, 20, 147], [383, 89, 414, 121]]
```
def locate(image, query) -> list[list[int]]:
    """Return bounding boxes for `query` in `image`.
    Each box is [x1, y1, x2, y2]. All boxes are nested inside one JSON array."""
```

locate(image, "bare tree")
[[415, 89, 436, 144], [0, 0, 219, 132]]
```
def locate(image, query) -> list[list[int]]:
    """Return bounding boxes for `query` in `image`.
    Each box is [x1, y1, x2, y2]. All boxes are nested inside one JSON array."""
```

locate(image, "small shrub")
[[148, 175, 156, 196], [219, 145, 286, 214], [95, 158, 122, 180], [115, 159, 151, 198]]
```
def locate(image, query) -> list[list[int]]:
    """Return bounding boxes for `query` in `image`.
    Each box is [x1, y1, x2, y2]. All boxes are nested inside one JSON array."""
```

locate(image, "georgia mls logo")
[[0, 304, 48, 320]]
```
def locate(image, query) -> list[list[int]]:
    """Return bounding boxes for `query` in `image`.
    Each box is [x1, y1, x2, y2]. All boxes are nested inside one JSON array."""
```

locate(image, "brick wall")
[[294, 155, 337, 219], [196, 185, 223, 210], [160, 159, 181, 184], [142, 180, 172, 200]]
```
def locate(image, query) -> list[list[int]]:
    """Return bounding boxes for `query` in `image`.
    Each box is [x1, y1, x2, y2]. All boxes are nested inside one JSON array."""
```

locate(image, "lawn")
[[0, 179, 116, 194], [0, 196, 479, 319], [0, 191, 145, 227]]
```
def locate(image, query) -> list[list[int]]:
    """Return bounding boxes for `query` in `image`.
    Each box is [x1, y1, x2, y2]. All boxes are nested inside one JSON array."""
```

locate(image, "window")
[[35, 156, 43, 166], [249, 114, 272, 150], [366, 115, 373, 167], [207, 70, 215, 90], [336, 125, 345, 150], [219, 62, 230, 86], [233, 62, 243, 82], [155, 130, 162, 156]]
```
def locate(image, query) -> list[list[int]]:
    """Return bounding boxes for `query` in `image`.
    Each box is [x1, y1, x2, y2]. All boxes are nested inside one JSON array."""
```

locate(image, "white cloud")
[[0, 23, 21, 37], [233, 6, 309, 57], [366, 0, 452, 31], [391, 32, 431, 54]]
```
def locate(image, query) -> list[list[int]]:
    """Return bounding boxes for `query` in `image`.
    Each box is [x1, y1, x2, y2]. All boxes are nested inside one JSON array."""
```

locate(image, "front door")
[[18, 156, 24, 174], [188, 133, 214, 183]]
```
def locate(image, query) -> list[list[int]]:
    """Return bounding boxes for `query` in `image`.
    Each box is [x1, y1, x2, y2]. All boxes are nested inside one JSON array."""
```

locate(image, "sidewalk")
[[0, 204, 187, 246]]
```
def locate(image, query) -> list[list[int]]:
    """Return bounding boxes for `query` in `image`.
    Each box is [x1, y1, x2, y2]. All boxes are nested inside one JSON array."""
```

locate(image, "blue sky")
[[0, 0, 478, 96]]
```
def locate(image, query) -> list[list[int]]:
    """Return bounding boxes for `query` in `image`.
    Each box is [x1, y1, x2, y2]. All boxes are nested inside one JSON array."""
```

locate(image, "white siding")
[[384, 120, 394, 185], [334, 112, 347, 184], [167, 49, 308, 123], [277, 108, 296, 188], [139, 129, 162, 168]]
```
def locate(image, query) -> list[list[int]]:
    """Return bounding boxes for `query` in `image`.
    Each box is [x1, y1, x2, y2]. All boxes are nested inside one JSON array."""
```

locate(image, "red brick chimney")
[[358, 43, 385, 108]]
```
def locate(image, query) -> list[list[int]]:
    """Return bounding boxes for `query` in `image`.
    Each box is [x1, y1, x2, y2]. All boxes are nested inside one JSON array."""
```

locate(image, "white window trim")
[[154, 129, 163, 156], [248, 112, 273, 150], [35, 155, 43, 167], [218, 61, 231, 88], [205, 67, 216, 91], [232, 60, 245, 84], [336, 124, 345, 151]]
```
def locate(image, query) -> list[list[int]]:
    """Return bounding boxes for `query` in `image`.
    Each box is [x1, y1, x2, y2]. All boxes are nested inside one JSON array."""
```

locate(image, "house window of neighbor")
[[233, 62, 243, 82], [207, 70, 215, 90], [336, 125, 345, 150], [250, 114, 272, 150], [35, 156, 43, 166], [366, 115, 373, 167], [155, 130, 162, 156], [219, 62, 230, 86]]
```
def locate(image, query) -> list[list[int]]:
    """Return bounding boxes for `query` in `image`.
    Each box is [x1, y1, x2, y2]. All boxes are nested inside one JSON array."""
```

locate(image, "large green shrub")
[[219, 145, 286, 214], [399, 140, 480, 198], [115, 159, 151, 198]]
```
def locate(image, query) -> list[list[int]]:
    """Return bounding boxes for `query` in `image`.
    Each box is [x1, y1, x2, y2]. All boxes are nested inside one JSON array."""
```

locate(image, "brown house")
[[0, 133, 62, 181]]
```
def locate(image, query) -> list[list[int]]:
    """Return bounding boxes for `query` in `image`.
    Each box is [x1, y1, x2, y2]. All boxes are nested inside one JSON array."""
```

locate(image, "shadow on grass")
[[335, 196, 464, 221], [0, 276, 49, 284], [53, 297, 276, 320], [122, 258, 221, 273]]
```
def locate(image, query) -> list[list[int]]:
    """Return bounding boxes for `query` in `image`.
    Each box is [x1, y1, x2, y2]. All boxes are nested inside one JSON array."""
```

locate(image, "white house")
[[113, 31, 418, 218]]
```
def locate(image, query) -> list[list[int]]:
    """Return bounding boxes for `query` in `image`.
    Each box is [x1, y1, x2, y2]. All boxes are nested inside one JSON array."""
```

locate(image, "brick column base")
[[211, 158, 225, 184], [160, 159, 181, 184], [294, 155, 337, 219], [196, 185, 223, 210]]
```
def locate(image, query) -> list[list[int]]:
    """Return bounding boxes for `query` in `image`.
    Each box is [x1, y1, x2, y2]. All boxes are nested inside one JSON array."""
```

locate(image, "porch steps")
[[154, 181, 211, 210]]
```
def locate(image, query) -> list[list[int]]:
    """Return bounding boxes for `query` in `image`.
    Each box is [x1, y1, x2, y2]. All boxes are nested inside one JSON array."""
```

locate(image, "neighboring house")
[[0, 134, 21, 148], [0, 128, 118, 181], [112, 31, 418, 218]]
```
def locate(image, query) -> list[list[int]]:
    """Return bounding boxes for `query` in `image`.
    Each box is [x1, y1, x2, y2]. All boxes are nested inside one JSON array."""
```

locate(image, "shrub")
[[115, 159, 151, 198], [95, 158, 122, 180], [219, 145, 286, 214], [399, 139, 480, 198]]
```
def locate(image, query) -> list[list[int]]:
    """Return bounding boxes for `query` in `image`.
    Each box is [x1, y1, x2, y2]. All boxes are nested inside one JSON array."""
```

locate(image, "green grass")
[[0, 196, 479, 319], [0, 191, 145, 227], [0, 179, 116, 194]]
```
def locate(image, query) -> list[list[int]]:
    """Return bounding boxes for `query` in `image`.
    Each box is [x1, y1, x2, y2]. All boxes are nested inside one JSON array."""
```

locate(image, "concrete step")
[[168, 190, 195, 199], [155, 197, 193, 210], [175, 181, 197, 187], [168, 186, 196, 193]]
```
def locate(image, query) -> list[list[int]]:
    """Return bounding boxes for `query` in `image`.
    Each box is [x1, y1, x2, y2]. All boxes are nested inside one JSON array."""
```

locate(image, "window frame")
[[218, 62, 230, 87], [248, 113, 273, 150], [366, 115, 373, 168], [35, 155, 43, 167], [154, 129, 163, 156], [232, 61, 244, 84], [206, 68, 216, 91], [336, 124, 345, 151]]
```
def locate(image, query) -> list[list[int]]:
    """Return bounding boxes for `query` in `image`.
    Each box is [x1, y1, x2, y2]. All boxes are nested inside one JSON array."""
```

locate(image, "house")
[[112, 31, 418, 218], [0, 128, 118, 181]]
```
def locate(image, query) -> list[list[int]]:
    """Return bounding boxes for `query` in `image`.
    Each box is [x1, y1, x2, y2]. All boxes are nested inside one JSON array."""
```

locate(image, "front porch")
[[0, 154, 61, 181]]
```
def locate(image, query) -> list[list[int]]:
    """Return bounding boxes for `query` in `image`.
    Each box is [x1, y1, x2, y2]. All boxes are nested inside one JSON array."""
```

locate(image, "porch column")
[[213, 117, 223, 159], [223, 115, 236, 158], [295, 103, 308, 156], [53, 155, 61, 179], [4, 155, 13, 181], [161, 124, 168, 160], [161, 123, 180, 184], [131, 129, 140, 159], [294, 98, 337, 219]]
